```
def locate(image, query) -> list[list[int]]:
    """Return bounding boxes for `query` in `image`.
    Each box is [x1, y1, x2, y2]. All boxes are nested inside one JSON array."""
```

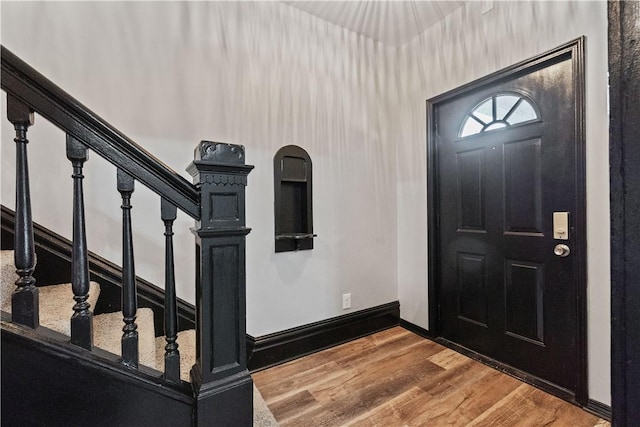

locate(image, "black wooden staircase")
[[0, 45, 255, 426]]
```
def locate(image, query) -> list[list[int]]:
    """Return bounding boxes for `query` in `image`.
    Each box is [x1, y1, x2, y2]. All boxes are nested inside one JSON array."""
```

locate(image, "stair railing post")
[[117, 169, 139, 368], [7, 94, 38, 328], [67, 135, 93, 350], [187, 141, 254, 427], [161, 198, 180, 383]]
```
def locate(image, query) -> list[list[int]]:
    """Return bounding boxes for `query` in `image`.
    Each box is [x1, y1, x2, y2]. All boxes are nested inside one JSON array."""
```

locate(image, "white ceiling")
[[283, 1, 466, 47]]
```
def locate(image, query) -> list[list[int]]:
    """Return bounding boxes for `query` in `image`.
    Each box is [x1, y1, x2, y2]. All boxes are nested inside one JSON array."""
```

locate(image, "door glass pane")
[[458, 94, 540, 138], [485, 122, 508, 131], [508, 100, 537, 124], [460, 117, 484, 137], [474, 98, 493, 123], [496, 95, 520, 120]]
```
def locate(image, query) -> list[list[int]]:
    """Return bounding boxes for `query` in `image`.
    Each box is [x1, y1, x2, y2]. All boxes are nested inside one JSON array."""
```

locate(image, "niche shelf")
[[274, 145, 315, 252]]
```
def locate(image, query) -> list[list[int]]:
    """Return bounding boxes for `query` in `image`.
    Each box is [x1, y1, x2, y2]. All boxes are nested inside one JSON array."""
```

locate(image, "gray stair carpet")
[[2, 250, 279, 426]]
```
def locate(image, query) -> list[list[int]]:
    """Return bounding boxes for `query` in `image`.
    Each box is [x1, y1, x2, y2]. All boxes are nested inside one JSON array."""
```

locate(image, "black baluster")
[[161, 198, 180, 383], [7, 95, 38, 328], [67, 136, 92, 349], [117, 169, 138, 368]]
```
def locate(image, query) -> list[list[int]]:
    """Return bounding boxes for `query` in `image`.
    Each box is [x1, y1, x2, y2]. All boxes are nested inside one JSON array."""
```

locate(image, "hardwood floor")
[[252, 327, 609, 426]]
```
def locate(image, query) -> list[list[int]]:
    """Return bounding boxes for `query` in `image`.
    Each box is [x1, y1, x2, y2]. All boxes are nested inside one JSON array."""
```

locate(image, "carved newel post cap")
[[194, 141, 245, 165]]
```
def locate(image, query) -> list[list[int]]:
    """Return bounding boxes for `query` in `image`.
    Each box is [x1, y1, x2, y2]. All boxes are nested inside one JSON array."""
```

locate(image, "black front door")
[[430, 40, 586, 398]]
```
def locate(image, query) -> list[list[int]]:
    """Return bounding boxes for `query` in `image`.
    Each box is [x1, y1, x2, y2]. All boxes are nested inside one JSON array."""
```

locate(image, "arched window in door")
[[459, 93, 540, 138]]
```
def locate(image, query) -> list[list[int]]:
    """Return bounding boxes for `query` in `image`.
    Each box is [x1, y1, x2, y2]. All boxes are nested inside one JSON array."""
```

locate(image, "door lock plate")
[[553, 212, 569, 240]]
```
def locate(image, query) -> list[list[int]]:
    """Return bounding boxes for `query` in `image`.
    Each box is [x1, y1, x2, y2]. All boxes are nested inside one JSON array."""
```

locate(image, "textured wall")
[[0, 1, 397, 337]]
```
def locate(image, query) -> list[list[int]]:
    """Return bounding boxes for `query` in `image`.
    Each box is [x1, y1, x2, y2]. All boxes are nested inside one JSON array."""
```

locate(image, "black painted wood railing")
[[67, 135, 93, 350], [7, 95, 38, 329], [1, 45, 253, 425], [117, 169, 139, 368], [161, 198, 180, 383]]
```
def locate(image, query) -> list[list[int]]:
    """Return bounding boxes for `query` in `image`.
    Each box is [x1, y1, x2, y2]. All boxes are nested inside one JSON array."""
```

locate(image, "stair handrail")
[[2, 46, 254, 425], [1, 45, 200, 219]]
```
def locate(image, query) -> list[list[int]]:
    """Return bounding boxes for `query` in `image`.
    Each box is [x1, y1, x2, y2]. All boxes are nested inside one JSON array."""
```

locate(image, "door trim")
[[609, 1, 640, 424], [426, 37, 587, 405]]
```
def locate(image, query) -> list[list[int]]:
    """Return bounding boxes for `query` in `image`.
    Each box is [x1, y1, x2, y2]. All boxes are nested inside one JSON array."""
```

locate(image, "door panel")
[[432, 47, 585, 396], [503, 138, 543, 234], [456, 149, 486, 231], [504, 259, 545, 345], [457, 252, 488, 326]]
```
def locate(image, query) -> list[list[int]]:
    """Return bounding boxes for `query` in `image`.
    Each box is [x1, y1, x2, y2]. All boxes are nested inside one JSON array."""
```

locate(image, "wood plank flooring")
[[252, 327, 609, 427]]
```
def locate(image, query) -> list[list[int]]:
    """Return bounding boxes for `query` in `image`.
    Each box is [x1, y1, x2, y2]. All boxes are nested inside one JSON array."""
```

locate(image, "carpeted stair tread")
[[94, 308, 157, 369], [154, 330, 280, 426], [2, 280, 103, 331], [154, 329, 196, 382], [1, 250, 19, 312], [2, 250, 155, 370], [38, 282, 101, 335], [2, 251, 102, 336]]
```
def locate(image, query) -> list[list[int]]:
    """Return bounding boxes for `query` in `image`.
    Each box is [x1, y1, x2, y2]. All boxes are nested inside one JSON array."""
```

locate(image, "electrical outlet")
[[342, 293, 351, 310]]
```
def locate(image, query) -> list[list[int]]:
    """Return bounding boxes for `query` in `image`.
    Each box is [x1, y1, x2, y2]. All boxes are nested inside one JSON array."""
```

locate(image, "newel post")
[[187, 141, 254, 427]]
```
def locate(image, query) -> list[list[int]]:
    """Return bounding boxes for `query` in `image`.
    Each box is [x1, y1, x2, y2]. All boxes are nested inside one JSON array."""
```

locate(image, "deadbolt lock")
[[553, 212, 570, 240], [554, 244, 571, 257]]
